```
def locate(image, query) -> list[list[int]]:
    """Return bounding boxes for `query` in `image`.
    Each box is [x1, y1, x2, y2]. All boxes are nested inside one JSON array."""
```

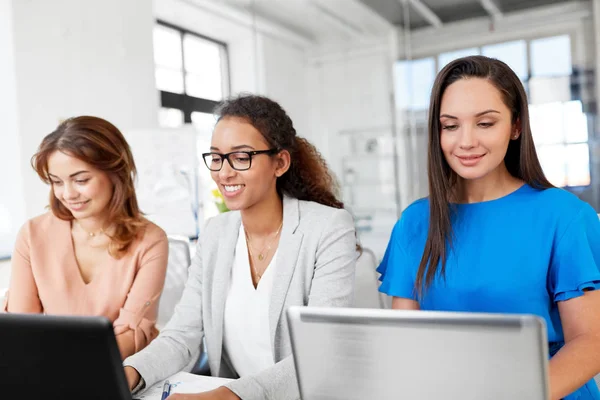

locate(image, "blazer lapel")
[[210, 212, 241, 374], [269, 196, 303, 352]]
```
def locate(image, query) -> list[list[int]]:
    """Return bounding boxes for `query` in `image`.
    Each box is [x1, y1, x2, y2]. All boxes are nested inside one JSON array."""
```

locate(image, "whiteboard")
[[125, 126, 201, 239]]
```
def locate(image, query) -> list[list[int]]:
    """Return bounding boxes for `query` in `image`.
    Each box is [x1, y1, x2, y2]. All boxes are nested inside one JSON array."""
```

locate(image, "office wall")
[[307, 43, 395, 177], [0, 0, 25, 257], [306, 39, 398, 258], [10, 0, 159, 219], [260, 35, 310, 141]]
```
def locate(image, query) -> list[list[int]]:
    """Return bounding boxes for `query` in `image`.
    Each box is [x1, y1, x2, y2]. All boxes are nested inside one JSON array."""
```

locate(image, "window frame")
[[155, 19, 231, 123]]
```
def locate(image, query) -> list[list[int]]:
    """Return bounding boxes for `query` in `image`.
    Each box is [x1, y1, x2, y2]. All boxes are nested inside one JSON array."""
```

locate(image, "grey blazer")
[[124, 196, 357, 400]]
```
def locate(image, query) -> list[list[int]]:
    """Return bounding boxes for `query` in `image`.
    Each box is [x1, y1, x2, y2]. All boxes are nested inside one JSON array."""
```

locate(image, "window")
[[153, 21, 229, 127], [394, 57, 435, 111], [482, 40, 527, 80], [530, 35, 572, 78], [530, 101, 590, 187], [438, 47, 479, 71], [527, 35, 586, 187]]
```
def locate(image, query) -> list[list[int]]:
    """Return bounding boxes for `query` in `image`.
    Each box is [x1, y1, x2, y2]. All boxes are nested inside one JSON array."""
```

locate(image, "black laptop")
[[0, 313, 134, 399]]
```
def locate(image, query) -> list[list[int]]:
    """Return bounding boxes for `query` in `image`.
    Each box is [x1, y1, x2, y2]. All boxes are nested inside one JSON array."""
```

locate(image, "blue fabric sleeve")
[[549, 205, 600, 302], [377, 218, 418, 300]]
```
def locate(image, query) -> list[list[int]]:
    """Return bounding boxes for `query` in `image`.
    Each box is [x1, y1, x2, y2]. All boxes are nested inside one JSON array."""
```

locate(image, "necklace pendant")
[[258, 253, 264, 261]]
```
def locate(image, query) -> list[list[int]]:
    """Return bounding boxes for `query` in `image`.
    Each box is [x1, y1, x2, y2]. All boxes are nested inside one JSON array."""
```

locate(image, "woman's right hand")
[[124, 366, 141, 391]]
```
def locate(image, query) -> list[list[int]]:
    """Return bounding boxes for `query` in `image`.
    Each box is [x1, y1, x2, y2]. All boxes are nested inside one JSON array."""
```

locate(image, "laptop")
[[287, 307, 549, 400], [0, 313, 134, 399]]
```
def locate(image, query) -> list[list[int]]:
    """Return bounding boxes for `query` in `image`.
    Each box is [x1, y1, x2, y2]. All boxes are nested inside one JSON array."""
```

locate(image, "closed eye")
[[478, 122, 495, 128], [442, 125, 458, 131]]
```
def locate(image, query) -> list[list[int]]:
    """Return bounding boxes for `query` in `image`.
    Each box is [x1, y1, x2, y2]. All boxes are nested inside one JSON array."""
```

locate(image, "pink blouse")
[[3, 212, 169, 353]]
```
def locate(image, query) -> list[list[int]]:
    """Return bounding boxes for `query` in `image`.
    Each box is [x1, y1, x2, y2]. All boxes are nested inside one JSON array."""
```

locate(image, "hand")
[[167, 386, 240, 400], [124, 366, 141, 391]]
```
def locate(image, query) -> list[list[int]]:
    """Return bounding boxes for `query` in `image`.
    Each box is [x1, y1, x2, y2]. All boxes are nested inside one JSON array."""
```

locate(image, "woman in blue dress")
[[378, 55, 600, 399]]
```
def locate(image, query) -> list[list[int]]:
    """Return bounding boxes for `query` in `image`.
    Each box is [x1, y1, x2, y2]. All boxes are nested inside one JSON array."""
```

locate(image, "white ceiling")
[[223, 0, 582, 41], [223, 0, 395, 44]]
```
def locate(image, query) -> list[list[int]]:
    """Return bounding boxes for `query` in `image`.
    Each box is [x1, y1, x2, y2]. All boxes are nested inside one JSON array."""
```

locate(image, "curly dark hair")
[[215, 94, 344, 209]]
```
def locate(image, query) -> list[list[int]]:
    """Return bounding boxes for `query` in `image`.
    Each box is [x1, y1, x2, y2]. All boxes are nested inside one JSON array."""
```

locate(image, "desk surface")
[[135, 372, 233, 400]]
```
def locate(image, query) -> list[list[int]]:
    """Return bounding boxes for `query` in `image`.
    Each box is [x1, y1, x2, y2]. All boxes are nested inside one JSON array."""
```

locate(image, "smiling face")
[[209, 117, 289, 211], [439, 78, 519, 182], [47, 151, 114, 221]]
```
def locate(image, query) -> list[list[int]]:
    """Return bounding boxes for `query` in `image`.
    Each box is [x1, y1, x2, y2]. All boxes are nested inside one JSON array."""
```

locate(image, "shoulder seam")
[[555, 203, 587, 246]]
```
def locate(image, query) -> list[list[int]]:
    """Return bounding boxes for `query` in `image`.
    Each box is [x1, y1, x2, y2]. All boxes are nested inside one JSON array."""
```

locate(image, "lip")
[[66, 200, 90, 211], [220, 184, 245, 199], [456, 154, 485, 166]]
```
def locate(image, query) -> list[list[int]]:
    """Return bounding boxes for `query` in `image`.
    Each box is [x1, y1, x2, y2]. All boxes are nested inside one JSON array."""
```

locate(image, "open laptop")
[[287, 307, 549, 400], [0, 313, 134, 399]]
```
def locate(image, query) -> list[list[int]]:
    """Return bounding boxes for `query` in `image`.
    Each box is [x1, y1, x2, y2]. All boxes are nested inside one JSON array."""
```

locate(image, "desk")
[[135, 372, 233, 399]]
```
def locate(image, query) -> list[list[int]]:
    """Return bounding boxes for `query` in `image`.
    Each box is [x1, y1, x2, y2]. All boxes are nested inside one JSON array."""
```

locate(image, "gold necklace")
[[247, 246, 263, 286], [76, 221, 105, 238], [245, 221, 283, 262]]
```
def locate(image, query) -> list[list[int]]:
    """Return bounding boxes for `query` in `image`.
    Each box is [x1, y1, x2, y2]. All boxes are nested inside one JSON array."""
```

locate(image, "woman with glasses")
[[378, 56, 600, 399], [124, 94, 357, 400]]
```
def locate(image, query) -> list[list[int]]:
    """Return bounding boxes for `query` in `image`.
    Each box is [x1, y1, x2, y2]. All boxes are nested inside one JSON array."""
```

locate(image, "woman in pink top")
[[3, 116, 169, 360]]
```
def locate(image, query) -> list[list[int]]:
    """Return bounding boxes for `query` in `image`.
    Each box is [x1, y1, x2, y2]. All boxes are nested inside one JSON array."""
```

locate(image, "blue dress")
[[378, 184, 600, 399]]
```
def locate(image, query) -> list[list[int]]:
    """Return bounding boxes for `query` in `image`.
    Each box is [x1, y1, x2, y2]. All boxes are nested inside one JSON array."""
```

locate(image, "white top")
[[223, 225, 278, 377]]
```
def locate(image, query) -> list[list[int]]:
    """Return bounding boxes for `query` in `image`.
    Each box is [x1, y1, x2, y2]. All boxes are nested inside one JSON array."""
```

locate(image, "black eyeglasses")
[[202, 149, 280, 171]]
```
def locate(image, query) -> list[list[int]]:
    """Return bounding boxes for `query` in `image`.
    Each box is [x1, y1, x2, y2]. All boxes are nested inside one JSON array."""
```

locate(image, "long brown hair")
[[32, 116, 145, 257], [215, 94, 344, 209], [417, 55, 553, 295]]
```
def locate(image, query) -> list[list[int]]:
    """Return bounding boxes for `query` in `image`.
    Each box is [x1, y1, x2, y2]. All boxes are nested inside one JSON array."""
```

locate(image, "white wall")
[[0, 0, 25, 257], [260, 35, 310, 139], [10, 0, 159, 219], [308, 44, 395, 176], [307, 39, 398, 258]]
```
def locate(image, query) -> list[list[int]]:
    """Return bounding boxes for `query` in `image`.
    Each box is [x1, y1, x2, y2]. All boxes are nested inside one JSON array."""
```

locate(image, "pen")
[[160, 380, 171, 400]]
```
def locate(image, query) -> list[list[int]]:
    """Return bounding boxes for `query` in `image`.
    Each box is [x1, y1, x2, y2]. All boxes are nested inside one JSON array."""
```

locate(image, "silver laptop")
[[287, 307, 549, 400]]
